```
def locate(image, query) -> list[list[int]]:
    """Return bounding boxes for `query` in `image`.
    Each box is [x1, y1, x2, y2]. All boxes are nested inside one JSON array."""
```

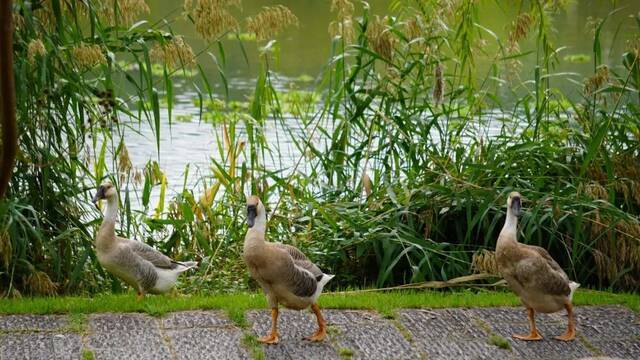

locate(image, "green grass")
[[6, 0, 640, 300], [326, 325, 341, 336], [81, 349, 95, 360], [488, 334, 511, 350], [474, 316, 511, 350], [391, 318, 413, 343], [338, 347, 354, 359], [67, 313, 88, 333], [0, 289, 637, 317], [577, 334, 603, 356], [242, 333, 265, 360]]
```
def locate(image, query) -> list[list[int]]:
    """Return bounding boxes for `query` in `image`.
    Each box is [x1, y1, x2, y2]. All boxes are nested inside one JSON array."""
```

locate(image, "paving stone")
[[0, 305, 637, 360], [324, 310, 416, 360], [166, 327, 249, 360], [576, 305, 640, 339], [398, 309, 514, 360], [589, 339, 640, 359], [247, 309, 339, 360], [473, 305, 640, 360], [400, 309, 487, 341], [0, 314, 68, 332], [161, 310, 233, 329], [470, 307, 575, 338], [88, 312, 157, 332], [573, 306, 640, 359], [508, 336, 594, 359], [161, 310, 249, 360], [470, 307, 602, 359], [0, 332, 81, 360], [86, 313, 171, 360], [323, 310, 379, 325]]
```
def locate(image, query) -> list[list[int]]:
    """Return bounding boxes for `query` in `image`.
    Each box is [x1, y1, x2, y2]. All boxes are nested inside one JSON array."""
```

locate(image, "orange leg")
[[304, 303, 327, 342], [554, 302, 576, 341], [258, 308, 279, 345], [513, 307, 543, 341]]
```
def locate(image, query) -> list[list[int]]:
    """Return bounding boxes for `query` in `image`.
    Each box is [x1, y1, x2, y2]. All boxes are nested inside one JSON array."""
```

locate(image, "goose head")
[[246, 195, 266, 228], [507, 191, 522, 217], [92, 180, 117, 203]]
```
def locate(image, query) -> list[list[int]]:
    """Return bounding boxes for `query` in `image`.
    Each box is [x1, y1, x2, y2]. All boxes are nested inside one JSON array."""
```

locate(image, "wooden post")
[[0, 0, 16, 199]]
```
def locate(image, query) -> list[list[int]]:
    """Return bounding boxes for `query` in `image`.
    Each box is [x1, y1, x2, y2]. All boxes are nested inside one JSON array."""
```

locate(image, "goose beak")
[[511, 196, 522, 217], [247, 205, 257, 228], [92, 186, 105, 204]]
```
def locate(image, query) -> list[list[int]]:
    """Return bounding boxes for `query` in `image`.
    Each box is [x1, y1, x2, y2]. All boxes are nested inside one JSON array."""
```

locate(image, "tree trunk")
[[0, 0, 16, 199]]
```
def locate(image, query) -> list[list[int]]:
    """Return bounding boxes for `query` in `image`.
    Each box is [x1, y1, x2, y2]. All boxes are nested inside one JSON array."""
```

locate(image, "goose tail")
[[568, 281, 580, 301], [311, 273, 335, 303], [318, 273, 335, 288], [173, 260, 198, 273]]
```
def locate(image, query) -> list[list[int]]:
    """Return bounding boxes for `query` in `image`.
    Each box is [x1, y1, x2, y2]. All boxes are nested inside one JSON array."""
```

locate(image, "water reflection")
[[112, 0, 640, 208]]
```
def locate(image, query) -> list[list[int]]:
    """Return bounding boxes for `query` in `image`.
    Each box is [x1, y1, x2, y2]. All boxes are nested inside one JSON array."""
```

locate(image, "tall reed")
[[2, 0, 639, 296]]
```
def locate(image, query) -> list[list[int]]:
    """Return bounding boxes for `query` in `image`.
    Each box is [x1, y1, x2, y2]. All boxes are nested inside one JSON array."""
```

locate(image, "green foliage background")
[[1, 0, 639, 297]]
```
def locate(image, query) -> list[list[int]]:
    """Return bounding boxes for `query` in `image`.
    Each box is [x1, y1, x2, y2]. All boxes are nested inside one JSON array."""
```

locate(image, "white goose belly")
[[149, 268, 179, 294], [519, 292, 566, 313], [97, 252, 140, 290], [506, 279, 566, 313], [275, 288, 312, 310]]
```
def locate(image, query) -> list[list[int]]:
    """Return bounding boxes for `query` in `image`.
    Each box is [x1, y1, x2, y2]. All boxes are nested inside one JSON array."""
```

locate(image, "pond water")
[[113, 0, 640, 206], [144, 0, 640, 99]]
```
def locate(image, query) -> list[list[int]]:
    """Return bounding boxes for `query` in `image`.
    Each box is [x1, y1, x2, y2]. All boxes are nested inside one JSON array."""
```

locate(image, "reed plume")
[[187, 0, 240, 40], [366, 16, 394, 61], [72, 43, 106, 69], [98, 0, 150, 26], [150, 36, 196, 69], [27, 39, 46, 64], [246, 5, 298, 41], [329, 0, 355, 42], [584, 65, 609, 96], [471, 249, 499, 275]]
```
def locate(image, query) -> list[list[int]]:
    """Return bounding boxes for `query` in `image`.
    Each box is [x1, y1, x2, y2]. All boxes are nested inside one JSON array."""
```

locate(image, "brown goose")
[[496, 191, 579, 341], [243, 195, 334, 344], [93, 180, 197, 300]]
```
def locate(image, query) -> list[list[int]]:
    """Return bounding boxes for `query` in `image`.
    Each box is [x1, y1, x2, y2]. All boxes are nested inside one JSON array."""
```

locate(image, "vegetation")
[[0, 289, 637, 316], [338, 347, 354, 360], [488, 334, 511, 350], [81, 349, 95, 360], [0, 0, 639, 298], [242, 333, 266, 360]]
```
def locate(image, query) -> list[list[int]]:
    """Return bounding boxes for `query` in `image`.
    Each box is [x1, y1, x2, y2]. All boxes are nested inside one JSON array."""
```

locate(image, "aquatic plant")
[[1, 0, 639, 297]]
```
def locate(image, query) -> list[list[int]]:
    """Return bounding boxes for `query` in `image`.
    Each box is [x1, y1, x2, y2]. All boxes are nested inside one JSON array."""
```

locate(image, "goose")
[[92, 180, 197, 300], [243, 195, 334, 344], [495, 191, 579, 341]]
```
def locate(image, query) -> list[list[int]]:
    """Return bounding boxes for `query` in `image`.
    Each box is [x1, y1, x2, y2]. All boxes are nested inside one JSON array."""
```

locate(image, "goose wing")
[[274, 243, 323, 278], [512, 244, 570, 296], [109, 242, 159, 292], [119, 237, 178, 270], [523, 244, 569, 279], [272, 243, 321, 298]]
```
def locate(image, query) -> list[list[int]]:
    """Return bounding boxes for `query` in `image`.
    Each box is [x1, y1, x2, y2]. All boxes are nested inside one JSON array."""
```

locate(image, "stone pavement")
[[0, 305, 638, 359]]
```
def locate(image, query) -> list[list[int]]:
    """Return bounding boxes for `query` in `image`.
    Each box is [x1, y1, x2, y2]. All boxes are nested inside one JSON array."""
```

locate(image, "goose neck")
[[251, 212, 267, 235], [103, 195, 119, 224], [498, 208, 519, 246]]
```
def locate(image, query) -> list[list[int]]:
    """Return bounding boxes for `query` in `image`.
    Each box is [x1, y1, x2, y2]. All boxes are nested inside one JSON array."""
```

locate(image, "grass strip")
[[0, 289, 636, 316]]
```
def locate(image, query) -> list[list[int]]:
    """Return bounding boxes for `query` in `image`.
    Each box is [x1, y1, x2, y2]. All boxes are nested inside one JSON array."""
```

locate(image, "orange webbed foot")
[[554, 330, 575, 341], [304, 303, 327, 342], [258, 332, 279, 345], [513, 332, 543, 341], [303, 329, 326, 342], [555, 301, 576, 341]]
